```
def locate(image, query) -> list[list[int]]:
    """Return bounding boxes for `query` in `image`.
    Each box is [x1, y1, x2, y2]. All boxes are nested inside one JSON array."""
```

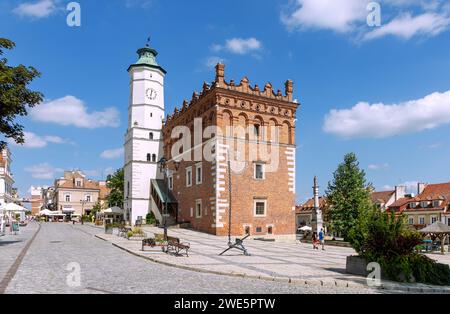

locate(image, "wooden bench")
[[166, 236, 190, 257]]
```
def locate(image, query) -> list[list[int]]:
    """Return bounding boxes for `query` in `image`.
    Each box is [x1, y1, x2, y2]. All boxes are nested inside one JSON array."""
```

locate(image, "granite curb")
[[94, 233, 450, 293]]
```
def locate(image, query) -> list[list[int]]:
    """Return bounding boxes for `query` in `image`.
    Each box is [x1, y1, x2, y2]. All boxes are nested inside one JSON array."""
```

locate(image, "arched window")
[[147, 154, 151, 162], [152, 154, 157, 162], [149, 132, 154, 140]]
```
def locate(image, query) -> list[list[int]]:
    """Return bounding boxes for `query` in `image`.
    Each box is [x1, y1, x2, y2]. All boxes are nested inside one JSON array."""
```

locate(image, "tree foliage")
[[106, 168, 124, 208], [0, 38, 43, 148], [326, 153, 373, 241]]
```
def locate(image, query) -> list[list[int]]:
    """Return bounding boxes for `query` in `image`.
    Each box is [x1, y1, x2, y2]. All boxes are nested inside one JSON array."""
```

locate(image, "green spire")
[[135, 45, 159, 66], [128, 39, 166, 74]]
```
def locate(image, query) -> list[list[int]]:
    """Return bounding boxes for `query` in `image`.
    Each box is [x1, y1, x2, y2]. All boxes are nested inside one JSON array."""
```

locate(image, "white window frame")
[[195, 163, 203, 185], [75, 179, 82, 187], [186, 167, 192, 187], [254, 199, 267, 217], [195, 199, 202, 218], [408, 217, 414, 225], [433, 200, 441, 208], [430, 215, 438, 224], [254, 163, 265, 180], [421, 201, 428, 208], [65, 194, 71, 202], [419, 216, 425, 225], [85, 195, 92, 202]]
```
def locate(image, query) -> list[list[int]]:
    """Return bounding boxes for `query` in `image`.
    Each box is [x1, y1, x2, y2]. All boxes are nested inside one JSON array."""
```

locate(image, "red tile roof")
[[371, 190, 395, 203], [414, 183, 450, 201], [296, 197, 328, 214]]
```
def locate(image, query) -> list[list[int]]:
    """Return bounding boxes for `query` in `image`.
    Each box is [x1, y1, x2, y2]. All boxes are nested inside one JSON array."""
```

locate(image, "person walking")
[[312, 232, 318, 250], [319, 228, 325, 250]]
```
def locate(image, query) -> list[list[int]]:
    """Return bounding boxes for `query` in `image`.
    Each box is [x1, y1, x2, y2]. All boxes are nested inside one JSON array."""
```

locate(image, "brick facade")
[[162, 64, 299, 239]]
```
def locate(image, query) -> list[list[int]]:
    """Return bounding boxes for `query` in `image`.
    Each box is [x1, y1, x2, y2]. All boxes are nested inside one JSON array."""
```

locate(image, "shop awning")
[[151, 179, 177, 204]]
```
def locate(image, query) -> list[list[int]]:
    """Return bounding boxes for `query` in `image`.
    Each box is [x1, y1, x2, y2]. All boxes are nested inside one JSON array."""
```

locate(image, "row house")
[[54, 171, 110, 217], [389, 182, 450, 229], [0, 147, 14, 207]]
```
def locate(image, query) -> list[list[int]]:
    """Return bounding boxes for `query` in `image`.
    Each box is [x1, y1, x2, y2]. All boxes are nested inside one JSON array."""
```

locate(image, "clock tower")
[[124, 42, 166, 225]]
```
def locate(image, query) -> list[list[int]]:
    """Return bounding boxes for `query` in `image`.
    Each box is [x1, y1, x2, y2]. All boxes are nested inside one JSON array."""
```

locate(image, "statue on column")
[[311, 176, 323, 234]]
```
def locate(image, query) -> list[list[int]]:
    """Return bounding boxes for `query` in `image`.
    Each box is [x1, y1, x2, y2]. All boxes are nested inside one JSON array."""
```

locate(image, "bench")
[[142, 233, 166, 251], [166, 236, 190, 257]]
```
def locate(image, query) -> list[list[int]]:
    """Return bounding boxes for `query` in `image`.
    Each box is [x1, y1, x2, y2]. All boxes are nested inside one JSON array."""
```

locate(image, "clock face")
[[146, 88, 157, 101]]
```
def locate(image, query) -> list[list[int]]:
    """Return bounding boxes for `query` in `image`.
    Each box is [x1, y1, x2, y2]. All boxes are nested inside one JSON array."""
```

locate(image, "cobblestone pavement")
[[1, 222, 383, 294]]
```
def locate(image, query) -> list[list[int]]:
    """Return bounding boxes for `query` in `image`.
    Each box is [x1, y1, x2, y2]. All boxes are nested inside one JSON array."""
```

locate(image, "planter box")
[[127, 236, 145, 241], [346, 256, 414, 282], [105, 225, 113, 235]]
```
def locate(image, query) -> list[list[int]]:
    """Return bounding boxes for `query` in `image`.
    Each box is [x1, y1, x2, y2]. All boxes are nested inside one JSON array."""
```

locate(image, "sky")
[[1, 0, 450, 204]]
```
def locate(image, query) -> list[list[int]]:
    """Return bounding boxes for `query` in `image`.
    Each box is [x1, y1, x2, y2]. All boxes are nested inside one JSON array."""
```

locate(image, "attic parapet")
[[215, 63, 294, 102]]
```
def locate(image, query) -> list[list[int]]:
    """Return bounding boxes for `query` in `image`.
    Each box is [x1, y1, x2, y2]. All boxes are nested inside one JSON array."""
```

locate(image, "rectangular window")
[[256, 227, 262, 233], [431, 216, 438, 224], [195, 164, 203, 184], [419, 217, 425, 225], [65, 194, 71, 202], [86, 195, 91, 202], [254, 163, 264, 180], [76, 180, 82, 187], [169, 176, 173, 190], [433, 200, 441, 208], [186, 167, 192, 187], [408, 217, 414, 225], [195, 200, 202, 218], [254, 200, 267, 217]]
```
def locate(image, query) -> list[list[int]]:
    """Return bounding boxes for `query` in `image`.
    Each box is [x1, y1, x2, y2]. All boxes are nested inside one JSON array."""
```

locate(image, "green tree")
[[107, 168, 124, 208], [0, 38, 43, 148], [326, 153, 373, 242]]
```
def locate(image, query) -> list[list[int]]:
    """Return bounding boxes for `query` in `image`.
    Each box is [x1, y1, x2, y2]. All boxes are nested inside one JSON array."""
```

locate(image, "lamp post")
[[158, 157, 169, 240], [158, 157, 180, 241]]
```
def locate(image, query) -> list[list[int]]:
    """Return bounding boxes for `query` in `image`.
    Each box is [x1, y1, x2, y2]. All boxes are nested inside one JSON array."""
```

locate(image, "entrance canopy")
[[151, 179, 177, 203], [39, 209, 54, 216]]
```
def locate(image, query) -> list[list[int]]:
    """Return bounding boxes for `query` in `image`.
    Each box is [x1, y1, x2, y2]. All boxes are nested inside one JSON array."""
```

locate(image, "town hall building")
[[124, 43, 299, 239]]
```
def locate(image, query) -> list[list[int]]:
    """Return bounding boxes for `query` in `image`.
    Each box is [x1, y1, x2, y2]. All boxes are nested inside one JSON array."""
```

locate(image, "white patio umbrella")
[[299, 225, 313, 232], [103, 207, 124, 215], [3, 203, 27, 212], [39, 209, 54, 216]]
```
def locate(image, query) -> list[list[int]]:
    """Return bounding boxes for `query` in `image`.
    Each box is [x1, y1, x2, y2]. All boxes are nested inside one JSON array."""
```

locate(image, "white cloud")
[[383, 181, 419, 193], [8, 132, 69, 149], [13, 0, 56, 18], [30, 96, 120, 129], [281, 0, 368, 33], [368, 163, 390, 171], [323, 90, 450, 139], [212, 38, 262, 55], [83, 169, 101, 178], [24, 163, 63, 180], [364, 12, 450, 40], [100, 148, 124, 159], [204, 56, 225, 69]]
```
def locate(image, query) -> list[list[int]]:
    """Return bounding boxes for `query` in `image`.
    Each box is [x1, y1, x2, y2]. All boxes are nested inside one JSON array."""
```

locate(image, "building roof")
[[371, 190, 395, 204], [98, 183, 110, 200], [296, 197, 328, 214], [55, 171, 103, 191], [414, 183, 450, 201]]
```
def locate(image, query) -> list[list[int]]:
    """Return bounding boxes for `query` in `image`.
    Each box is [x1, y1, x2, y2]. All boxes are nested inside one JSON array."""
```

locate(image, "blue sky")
[[1, 0, 450, 203]]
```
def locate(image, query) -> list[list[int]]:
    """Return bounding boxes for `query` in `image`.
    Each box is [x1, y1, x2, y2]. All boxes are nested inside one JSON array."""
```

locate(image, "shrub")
[[132, 227, 145, 237], [127, 231, 134, 238], [353, 209, 450, 285], [146, 212, 156, 225]]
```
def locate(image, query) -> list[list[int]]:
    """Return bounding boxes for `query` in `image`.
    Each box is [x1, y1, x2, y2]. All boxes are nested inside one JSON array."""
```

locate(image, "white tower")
[[124, 42, 166, 225]]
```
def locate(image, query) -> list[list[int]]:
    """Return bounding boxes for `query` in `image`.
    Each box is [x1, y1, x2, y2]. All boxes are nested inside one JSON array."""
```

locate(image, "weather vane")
[[146, 36, 151, 47]]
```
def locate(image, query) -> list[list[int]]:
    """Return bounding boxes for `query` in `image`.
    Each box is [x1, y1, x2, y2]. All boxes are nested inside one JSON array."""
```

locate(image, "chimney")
[[418, 183, 427, 195], [395, 186, 406, 201]]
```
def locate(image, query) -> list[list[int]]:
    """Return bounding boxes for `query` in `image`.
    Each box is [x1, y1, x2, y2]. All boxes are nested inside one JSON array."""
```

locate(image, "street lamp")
[[158, 157, 169, 240]]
